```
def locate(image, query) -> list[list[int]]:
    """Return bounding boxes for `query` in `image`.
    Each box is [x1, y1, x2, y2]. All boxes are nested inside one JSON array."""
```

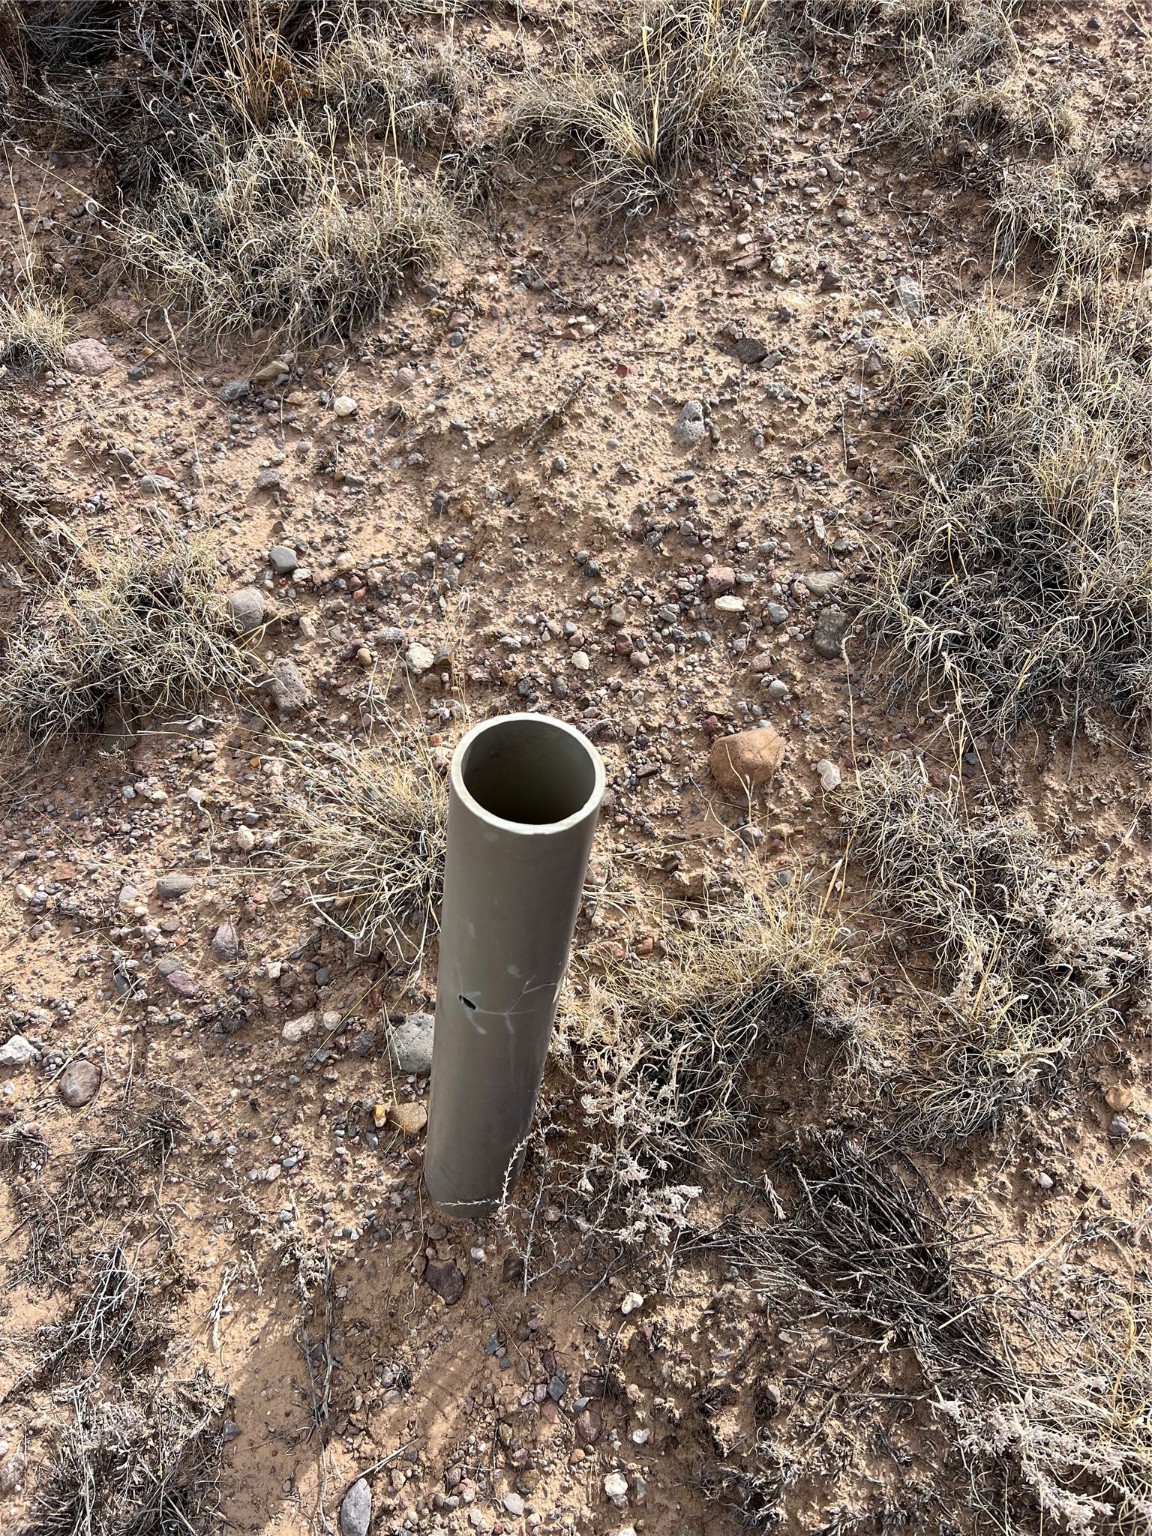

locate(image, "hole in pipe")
[[460, 718, 598, 826], [459, 994, 477, 1010]]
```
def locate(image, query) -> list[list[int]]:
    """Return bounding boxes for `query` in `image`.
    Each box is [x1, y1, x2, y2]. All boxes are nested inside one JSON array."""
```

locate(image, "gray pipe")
[[424, 714, 606, 1219]]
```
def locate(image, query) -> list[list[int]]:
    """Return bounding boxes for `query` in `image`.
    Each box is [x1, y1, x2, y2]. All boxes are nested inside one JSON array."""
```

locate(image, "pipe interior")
[[460, 719, 598, 826]]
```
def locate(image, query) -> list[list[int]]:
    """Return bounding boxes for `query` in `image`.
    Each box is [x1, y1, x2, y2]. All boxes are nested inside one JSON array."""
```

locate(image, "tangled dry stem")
[[24, 1371, 230, 1536], [840, 757, 1145, 1141], [504, 874, 846, 1274]]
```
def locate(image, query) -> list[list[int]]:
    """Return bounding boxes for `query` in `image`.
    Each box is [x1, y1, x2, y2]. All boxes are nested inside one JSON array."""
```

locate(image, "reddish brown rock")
[[63, 338, 115, 376], [710, 726, 785, 796]]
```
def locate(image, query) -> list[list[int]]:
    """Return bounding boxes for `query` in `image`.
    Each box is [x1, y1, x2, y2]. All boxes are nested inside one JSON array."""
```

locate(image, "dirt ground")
[[1, 2, 1151, 1534]]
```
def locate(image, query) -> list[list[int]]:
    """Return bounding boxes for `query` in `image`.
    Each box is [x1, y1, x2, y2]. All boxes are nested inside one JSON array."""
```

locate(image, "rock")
[[227, 587, 265, 632], [268, 544, 298, 576], [155, 873, 194, 900], [405, 642, 435, 675], [63, 338, 114, 375], [766, 679, 790, 702], [820, 267, 843, 293], [576, 1408, 601, 1443], [816, 759, 842, 792], [730, 336, 768, 365], [621, 1291, 644, 1315], [604, 1471, 629, 1506], [1108, 1115, 1132, 1142], [0, 1451, 26, 1494], [269, 658, 311, 715], [219, 378, 249, 402], [340, 1478, 372, 1536], [674, 400, 706, 447], [895, 275, 925, 318], [388, 1102, 428, 1136], [393, 366, 417, 390], [139, 474, 177, 494], [710, 727, 785, 796], [704, 566, 736, 597], [255, 469, 284, 492], [333, 394, 358, 417], [426, 1260, 465, 1305], [211, 923, 240, 960], [282, 1012, 316, 1044], [503, 1493, 525, 1518], [164, 969, 199, 997], [1105, 1085, 1133, 1112], [252, 357, 290, 383], [388, 1012, 435, 1075], [812, 607, 850, 659], [59, 1059, 102, 1108], [765, 602, 789, 626], [356, 646, 373, 669], [803, 570, 842, 597], [0, 1034, 39, 1068], [714, 595, 745, 615]]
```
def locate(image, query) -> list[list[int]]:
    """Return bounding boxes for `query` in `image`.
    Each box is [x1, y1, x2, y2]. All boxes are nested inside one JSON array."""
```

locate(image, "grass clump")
[[121, 130, 455, 349], [0, 288, 70, 374], [509, 0, 782, 220], [0, 533, 254, 747], [281, 738, 447, 961], [840, 757, 1145, 1141], [868, 300, 1152, 744], [875, 6, 1081, 177]]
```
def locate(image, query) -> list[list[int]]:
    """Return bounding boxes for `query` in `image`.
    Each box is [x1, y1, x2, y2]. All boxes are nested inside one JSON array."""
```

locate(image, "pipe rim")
[[450, 713, 606, 834]]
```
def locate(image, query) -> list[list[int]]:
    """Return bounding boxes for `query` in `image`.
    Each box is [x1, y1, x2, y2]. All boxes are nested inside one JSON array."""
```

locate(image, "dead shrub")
[[23, 1370, 230, 1536]]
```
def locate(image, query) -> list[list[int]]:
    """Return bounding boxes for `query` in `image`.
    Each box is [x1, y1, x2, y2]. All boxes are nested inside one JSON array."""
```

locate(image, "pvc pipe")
[[424, 714, 606, 1219]]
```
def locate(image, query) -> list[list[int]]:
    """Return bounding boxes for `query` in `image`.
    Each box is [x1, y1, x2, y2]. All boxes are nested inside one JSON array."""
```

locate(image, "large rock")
[[59, 1059, 102, 1108], [710, 726, 785, 796], [63, 338, 114, 376], [227, 587, 265, 633], [388, 1012, 434, 1075], [268, 659, 311, 715], [674, 400, 706, 447], [812, 607, 850, 659], [340, 1478, 372, 1536], [282, 1012, 315, 1045], [387, 1102, 428, 1136], [211, 923, 240, 961], [0, 1035, 38, 1068], [155, 873, 194, 900]]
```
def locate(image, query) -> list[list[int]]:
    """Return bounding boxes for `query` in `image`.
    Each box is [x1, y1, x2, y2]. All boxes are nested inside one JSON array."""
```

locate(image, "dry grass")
[[281, 736, 448, 962], [4, 1, 463, 347], [867, 298, 1152, 744], [504, 871, 846, 1270], [701, 1134, 1152, 1532], [0, 288, 70, 374], [840, 757, 1145, 1141], [23, 1371, 230, 1536], [874, 5, 1081, 177], [508, 0, 783, 220], [0, 532, 255, 748], [121, 127, 456, 350], [991, 153, 1140, 307]]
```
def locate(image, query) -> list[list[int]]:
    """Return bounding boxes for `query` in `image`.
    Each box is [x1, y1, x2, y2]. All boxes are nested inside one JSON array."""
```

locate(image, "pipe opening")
[[458, 716, 600, 827], [459, 994, 477, 1009]]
